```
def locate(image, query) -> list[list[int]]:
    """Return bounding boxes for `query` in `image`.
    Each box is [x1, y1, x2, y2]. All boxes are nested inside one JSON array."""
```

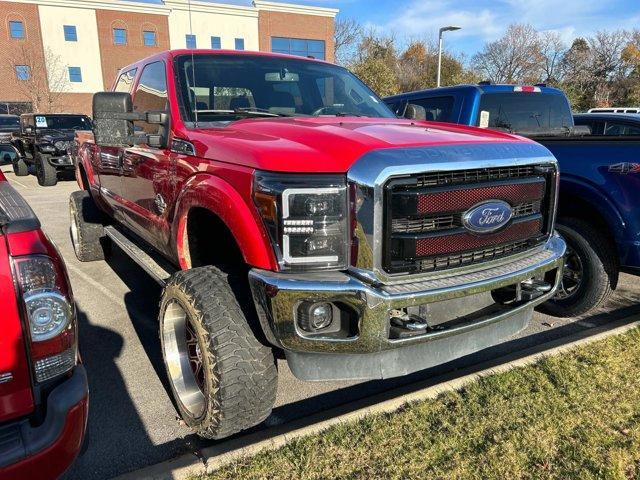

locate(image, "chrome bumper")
[[249, 234, 566, 381]]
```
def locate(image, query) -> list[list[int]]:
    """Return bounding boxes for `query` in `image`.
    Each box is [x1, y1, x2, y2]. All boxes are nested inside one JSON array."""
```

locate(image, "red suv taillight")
[[12, 255, 77, 383]]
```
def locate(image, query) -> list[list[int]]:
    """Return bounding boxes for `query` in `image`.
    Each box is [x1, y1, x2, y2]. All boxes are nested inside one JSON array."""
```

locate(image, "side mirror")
[[92, 92, 170, 148], [403, 103, 427, 121], [93, 92, 134, 147], [571, 125, 591, 136], [24, 126, 34, 135]]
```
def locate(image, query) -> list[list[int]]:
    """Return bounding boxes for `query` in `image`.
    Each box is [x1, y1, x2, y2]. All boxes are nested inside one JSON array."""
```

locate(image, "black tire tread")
[[36, 153, 57, 186], [69, 190, 107, 262], [161, 266, 277, 439], [13, 157, 28, 176], [538, 218, 617, 317]]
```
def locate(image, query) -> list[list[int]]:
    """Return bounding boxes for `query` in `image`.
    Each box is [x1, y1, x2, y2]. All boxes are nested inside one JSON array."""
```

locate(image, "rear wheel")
[[12, 157, 28, 176], [159, 266, 277, 439], [36, 153, 57, 186], [538, 218, 617, 317], [69, 190, 109, 262]]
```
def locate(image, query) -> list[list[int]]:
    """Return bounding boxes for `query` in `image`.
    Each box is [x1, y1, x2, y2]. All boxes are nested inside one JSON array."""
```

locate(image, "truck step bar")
[[104, 226, 176, 286]]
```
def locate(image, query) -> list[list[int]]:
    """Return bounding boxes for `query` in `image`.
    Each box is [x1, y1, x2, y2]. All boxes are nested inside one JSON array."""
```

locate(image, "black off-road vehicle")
[[12, 113, 92, 186]]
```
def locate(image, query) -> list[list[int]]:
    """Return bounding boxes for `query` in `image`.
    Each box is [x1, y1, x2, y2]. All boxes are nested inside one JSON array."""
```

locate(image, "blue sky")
[[222, 0, 640, 56]]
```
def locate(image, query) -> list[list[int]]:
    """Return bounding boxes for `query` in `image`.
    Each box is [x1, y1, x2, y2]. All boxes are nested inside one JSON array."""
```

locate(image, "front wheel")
[[12, 157, 28, 176], [159, 266, 277, 439], [36, 153, 57, 186], [537, 218, 617, 318]]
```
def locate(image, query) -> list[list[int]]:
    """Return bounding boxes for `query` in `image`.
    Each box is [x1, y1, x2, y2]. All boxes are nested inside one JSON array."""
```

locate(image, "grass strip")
[[199, 328, 640, 480]]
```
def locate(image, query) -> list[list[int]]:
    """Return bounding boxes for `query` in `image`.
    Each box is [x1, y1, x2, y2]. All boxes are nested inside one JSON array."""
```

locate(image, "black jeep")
[[12, 113, 92, 186]]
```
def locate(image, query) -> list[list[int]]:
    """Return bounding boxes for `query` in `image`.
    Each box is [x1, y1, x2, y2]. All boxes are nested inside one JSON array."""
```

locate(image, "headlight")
[[54, 140, 69, 151], [253, 172, 348, 271]]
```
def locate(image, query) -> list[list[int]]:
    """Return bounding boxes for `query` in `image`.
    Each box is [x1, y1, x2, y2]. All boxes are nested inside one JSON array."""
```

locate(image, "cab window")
[[133, 62, 167, 136], [604, 122, 640, 136], [114, 68, 138, 93], [411, 96, 455, 122]]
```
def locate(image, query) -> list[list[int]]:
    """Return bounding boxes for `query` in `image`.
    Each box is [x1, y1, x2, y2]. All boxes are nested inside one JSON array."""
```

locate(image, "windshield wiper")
[[194, 109, 292, 118], [334, 112, 367, 117]]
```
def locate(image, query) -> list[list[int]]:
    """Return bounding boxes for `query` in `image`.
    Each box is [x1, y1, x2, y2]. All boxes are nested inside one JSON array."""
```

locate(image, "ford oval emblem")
[[462, 200, 513, 234]]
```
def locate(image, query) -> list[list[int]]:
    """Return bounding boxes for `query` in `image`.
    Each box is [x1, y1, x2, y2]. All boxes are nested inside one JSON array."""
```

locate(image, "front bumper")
[[47, 154, 74, 169], [0, 366, 89, 480], [250, 235, 566, 381]]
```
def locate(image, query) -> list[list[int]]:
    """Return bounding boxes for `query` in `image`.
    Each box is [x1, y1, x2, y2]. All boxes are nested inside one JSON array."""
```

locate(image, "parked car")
[[72, 50, 565, 440], [574, 112, 640, 136], [0, 114, 20, 164], [0, 170, 88, 479], [12, 114, 92, 187], [385, 83, 640, 317]]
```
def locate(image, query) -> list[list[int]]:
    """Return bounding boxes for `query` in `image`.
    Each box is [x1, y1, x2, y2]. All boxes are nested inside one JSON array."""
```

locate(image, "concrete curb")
[[112, 315, 640, 480]]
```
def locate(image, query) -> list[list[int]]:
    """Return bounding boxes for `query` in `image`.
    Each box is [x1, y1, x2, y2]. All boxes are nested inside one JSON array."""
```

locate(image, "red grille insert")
[[415, 218, 542, 257], [417, 181, 545, 214]]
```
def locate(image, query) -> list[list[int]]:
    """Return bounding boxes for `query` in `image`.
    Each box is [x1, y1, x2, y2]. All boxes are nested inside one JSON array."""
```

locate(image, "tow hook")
[[389, 309, 446, 338]]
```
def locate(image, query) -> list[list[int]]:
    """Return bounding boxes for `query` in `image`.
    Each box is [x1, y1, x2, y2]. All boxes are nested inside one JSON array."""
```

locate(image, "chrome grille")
[[415, 240, 531, 272], [415, 166, 537, 188], [391, 200, 541, 234]]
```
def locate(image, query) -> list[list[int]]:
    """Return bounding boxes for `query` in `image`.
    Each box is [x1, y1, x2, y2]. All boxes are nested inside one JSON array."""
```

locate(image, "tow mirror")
[[92, 92, 170, 148], [92, 92, 134, 147]]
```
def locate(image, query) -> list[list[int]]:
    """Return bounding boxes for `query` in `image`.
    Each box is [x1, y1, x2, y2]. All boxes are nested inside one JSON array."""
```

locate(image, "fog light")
[[310, 303, 332, 330], [297, 301, 337, 333]]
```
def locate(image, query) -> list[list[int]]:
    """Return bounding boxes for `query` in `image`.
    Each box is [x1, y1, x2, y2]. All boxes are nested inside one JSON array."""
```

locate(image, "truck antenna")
[[188, 0, 198, 128]]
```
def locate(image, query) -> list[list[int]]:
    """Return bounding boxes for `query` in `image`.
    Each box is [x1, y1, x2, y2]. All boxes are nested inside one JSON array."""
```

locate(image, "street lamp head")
[[440, 26, 462, 34]]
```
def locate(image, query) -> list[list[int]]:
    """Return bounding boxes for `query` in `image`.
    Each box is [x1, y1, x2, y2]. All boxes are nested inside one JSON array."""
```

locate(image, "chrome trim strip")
[[347, 142, 559, 284]]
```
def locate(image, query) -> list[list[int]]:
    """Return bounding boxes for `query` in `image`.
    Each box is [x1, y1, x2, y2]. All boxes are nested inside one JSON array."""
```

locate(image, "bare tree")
[[334, 18, 363, 65], [9, 46, 69, 112], [539, 31, 567, 83], [472, 24, 543, 83]]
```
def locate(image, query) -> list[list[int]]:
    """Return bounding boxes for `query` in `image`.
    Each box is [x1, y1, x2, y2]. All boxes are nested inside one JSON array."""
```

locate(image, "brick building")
[[0, 0, 337, 115]]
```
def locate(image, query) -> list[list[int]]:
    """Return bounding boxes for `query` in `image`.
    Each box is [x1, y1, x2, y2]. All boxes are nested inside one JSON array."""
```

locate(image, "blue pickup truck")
[[385, 84, 640, 317]]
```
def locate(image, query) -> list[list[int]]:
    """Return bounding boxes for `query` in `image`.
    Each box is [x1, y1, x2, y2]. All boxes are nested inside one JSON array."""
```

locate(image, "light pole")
[[437, 25, 461, 88]]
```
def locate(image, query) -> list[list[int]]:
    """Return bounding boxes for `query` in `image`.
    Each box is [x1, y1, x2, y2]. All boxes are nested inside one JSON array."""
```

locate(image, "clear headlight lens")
[[254, 172, 348, 271]]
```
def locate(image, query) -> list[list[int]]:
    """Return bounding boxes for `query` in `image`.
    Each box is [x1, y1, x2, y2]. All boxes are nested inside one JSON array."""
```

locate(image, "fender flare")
[[171, 173, 278, 271], [559, 175, 626, 241]]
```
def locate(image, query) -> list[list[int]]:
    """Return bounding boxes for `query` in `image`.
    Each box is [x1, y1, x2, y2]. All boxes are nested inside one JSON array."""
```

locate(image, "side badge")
[[155, 194, 167, 214]]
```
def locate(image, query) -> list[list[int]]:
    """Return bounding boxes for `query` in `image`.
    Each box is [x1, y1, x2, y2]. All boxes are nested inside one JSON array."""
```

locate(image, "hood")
[[40, 132, 75, 143], [184, 117, 533, 173]]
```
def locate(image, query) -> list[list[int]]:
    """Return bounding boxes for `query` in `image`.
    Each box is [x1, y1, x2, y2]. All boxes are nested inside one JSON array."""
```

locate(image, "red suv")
[[0, 170, 87, 479]]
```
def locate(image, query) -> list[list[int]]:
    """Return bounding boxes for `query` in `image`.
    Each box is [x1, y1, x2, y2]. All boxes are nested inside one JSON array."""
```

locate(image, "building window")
[[63, 25, 77, 42], [143, 30, 156, 46], [113, 28, 127, 45], [185, 34, 196, 49], [9, 21, 25, 39], [211, 36, 221, 49], [234, 38, 244, 50], [68, 66, 82, 83], [15, 65, 30, 81], [271, 37, 326, 60]]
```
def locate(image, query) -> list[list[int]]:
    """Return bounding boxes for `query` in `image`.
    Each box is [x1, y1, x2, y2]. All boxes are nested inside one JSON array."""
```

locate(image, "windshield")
[[35, 115, 91, 131], [0, 116, 19, 128], [175, 54, 395, 126], [476, 92, 572, 134]]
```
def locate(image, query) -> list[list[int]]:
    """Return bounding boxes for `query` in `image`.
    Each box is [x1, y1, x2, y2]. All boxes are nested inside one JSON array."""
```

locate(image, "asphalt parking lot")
[[3, 165, 640, 480]]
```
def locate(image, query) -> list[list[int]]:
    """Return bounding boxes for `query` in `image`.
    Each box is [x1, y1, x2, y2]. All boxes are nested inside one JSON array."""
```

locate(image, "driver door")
[[120, 61, 174, 256]]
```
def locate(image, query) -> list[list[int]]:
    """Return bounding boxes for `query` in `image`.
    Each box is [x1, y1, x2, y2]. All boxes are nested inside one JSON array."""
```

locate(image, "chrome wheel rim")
[[555, 245, 583, 300], [70, 203, 80, 252], [162, 300, 206, 418]]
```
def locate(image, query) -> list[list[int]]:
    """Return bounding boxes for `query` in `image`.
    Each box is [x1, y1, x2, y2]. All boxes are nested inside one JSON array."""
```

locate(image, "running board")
[[104, 226, 176, 286]]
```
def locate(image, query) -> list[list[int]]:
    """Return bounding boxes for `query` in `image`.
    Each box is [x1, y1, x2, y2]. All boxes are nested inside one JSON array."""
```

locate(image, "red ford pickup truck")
[[72, 50, 565, 440], [0, 171, 87, 479]]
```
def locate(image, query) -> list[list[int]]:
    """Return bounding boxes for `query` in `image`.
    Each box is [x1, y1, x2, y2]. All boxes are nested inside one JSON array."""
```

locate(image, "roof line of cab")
[[118, 48, 333, 76], [384, 83, 566, 101]]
